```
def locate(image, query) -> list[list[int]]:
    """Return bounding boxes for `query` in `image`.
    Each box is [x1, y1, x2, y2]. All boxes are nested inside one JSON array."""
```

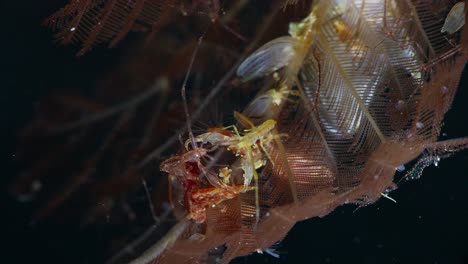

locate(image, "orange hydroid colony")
[[138, 0, 468, 263], [12, 0, 467, 263]]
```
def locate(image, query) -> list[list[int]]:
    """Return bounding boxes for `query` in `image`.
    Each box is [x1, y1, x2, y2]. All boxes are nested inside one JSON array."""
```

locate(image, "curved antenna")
[[181, 36, 205, 150], [128, 31, 210, 264]]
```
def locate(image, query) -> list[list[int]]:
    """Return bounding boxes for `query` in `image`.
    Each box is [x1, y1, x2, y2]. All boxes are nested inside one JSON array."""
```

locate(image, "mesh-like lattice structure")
[[147, 1, 468, 263]]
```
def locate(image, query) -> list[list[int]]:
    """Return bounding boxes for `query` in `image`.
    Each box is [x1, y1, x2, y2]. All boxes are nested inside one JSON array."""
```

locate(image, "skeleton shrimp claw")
[[184, 127, 232, 151], [160, 148, 208, 181], [160, 147, 244, 223], [169, 106, 281, 224], [222, 112, 282, 223]]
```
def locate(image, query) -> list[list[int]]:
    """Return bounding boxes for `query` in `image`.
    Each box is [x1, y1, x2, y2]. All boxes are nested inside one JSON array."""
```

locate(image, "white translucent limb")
[[128, 218, 190, 264], [246, 149, 261, 225], [380, 192, 397, 203]]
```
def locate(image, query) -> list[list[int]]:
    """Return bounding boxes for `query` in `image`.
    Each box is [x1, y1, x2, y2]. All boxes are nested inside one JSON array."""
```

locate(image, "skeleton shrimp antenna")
[[127, 32, 209, 264], [181, 34, 205, 149]]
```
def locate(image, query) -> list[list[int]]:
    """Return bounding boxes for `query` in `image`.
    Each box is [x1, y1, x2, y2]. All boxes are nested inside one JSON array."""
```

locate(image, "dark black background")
[[3, 1, 468, 263]]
